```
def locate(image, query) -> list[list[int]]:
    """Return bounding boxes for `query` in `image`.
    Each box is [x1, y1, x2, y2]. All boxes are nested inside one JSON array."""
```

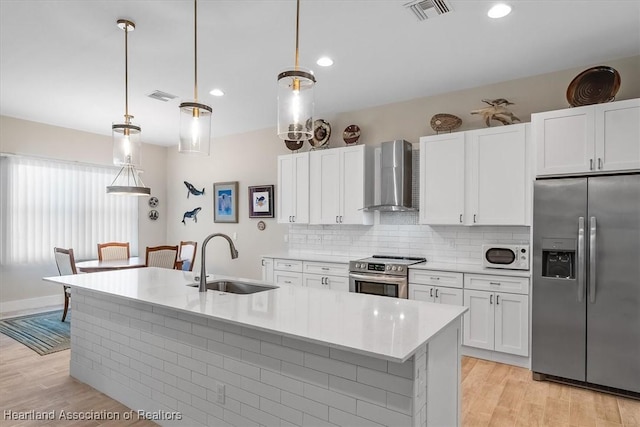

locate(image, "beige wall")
[[0, 116, 167, 310], [165, 127, 290, 280], [2, 55, 638, 309]]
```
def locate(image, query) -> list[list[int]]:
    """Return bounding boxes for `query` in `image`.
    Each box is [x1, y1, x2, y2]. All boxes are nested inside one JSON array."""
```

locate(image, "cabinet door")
[[534, 105, 595, 176], [277, 155, 294, 223], [274, 271, 303, 287], [324, 275, 349, 292], [420, 133, 466, 224], [435, 287, 463, 306], [469, 125, 528, 225], [303, 274, 325, 289], [596, 99, 640, 172], [293, 153, 310, 223], [494, 293, 529, 356], [309, 149, 340, 224], [340, 145, 369, 224], [409, 284, 435, 302], [261, 258, 274, 283], [463, 290, 494, 350]]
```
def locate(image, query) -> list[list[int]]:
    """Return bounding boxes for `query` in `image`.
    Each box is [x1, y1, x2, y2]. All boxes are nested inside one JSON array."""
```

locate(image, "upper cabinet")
[[309, 145, 373, 225], [533, 98, 640, 176], [277, 152, 309, 224], [420, 123, 531, 226]]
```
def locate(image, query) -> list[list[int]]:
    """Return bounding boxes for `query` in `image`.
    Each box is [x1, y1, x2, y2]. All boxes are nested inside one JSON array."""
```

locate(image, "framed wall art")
[[213, 181, 238, 223], [248, 185, 274, 218]]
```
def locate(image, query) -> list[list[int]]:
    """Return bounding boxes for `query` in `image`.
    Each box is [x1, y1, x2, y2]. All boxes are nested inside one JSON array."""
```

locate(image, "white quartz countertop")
[[410, 262, 531, 278], [45, 267, 466, 363]]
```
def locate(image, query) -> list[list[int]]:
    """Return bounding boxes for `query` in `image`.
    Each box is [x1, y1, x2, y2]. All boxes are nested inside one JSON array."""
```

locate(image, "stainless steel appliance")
[[482, 244, 529, 270], [363, 140, 416, 212], [532, 174, 640, 394], [349, 255, 426, 298]]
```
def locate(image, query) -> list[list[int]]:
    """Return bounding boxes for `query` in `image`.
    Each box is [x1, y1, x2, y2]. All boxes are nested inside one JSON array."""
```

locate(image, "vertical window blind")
[[0, 155, 138, 264]]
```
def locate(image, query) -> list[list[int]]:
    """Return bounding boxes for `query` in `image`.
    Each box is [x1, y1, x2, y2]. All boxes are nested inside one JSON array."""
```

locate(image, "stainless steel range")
[[349, 255, 426, 298]]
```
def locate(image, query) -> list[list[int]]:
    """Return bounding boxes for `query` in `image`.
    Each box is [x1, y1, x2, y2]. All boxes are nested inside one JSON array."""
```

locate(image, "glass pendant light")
[[107, 19, 150, 196], [179, 0, 212, 155], [277, 0, 316, 141]]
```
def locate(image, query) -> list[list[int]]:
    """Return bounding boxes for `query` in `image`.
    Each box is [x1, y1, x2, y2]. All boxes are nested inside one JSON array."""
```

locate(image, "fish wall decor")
[[184, 181, 205, 198], [182, 207, 202, 225], [470, 98, 521, 127]]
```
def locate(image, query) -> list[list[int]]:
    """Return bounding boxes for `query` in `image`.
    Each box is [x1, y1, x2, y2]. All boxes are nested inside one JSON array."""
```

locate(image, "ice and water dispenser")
[[541, 238, 575, 279]]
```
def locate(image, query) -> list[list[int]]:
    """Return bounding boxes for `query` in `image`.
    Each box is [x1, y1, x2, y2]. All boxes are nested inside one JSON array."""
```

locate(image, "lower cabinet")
[[263, 258, 349, 292], [303, 274, 349, 292], [408, 269, 464, 306], [463, 289, 529, 357]]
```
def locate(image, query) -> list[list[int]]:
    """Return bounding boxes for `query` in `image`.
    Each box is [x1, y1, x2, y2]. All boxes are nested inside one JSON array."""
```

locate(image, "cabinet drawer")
[[409, 270, 463, 288], [274, 259, 303, 272], [303, 261, 348, 277], [464, 274, 529, 295], [274, 271, 303, 286]]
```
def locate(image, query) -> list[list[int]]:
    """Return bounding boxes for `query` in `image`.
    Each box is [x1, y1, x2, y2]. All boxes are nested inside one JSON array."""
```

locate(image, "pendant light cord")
[[294, 0, 300, 71], [194, 0, 198, 102], [124, 23, 129, 123]]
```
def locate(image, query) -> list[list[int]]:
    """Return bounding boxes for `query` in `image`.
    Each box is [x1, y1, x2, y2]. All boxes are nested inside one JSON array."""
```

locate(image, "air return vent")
[[147, 90, 177, 102], [404, 0, 452, 21]]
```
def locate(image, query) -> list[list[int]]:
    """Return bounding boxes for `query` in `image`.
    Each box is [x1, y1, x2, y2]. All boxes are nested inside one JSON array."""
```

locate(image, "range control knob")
[[391, 266, 397, 271], [398, 266, 404, 272], [386, 266, 391, 270]]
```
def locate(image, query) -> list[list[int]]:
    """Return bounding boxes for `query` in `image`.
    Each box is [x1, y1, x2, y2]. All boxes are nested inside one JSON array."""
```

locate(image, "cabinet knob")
[[598, 158, 603, 170], [435, 289, 439, 298], [321, 267, 329, 271], [430, 276, 440, 280], [473, 214, 477, 223], [336, 216, 339, 223], [459, 214, 463, 223], [496, 294, 500, 305], [590, 159, 594, 170], [490, 294, 493, 304], [284, 280, 292, 284], [490, 282, 501, 286]]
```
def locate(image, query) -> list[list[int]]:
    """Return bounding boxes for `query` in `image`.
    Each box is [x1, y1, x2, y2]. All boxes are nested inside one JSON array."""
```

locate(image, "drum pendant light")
[[107, 19, 150, 196], [277, 0, 316, 141], [179, 0, 212, 155]]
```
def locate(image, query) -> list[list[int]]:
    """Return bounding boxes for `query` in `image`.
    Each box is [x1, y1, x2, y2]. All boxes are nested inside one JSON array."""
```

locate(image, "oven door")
[[349, 272, 408, 298]]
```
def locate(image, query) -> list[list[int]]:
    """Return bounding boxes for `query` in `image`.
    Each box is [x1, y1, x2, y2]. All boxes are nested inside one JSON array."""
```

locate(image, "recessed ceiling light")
[[316, 57, 333, 67], [488, 3, 511, 18], [209, 88, 224, 97]]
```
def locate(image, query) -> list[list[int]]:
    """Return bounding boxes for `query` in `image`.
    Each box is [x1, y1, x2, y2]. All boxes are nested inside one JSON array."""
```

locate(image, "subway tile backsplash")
[[288, 224, 530, 265]]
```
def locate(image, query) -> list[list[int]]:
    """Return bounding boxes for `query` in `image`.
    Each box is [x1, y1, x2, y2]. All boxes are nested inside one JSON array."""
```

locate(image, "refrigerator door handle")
[[589, 216, 597, 303], [578, 217, 586, 302]]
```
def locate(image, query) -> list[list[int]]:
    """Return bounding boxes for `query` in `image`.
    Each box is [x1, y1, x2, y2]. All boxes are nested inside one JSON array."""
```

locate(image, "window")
[[0, 156, 138, 264]]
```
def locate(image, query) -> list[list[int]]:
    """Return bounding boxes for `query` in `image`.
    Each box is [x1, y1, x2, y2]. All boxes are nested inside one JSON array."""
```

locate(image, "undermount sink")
[[187, 280, 278, 294]]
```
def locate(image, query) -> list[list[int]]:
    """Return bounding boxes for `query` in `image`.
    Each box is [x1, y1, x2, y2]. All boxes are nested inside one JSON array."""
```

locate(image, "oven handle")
[[349, 273, 407, 285]]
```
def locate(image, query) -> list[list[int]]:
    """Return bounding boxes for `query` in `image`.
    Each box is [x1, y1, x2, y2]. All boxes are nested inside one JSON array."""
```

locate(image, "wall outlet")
[[216, 383, 225, 404], [232, 232, 237, 241]]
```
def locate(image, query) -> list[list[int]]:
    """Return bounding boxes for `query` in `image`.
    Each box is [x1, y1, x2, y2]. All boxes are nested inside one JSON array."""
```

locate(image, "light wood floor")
[[461, 357, 640, 427], [1, 332, 638, 426]]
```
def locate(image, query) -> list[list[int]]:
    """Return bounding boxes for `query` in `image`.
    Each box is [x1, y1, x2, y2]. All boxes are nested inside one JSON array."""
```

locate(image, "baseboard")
[[0, 294, 64, 318], [462, 345, 531, 369]]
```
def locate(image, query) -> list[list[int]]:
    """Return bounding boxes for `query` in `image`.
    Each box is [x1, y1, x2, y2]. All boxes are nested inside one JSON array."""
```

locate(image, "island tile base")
[[70, 288, 461, 426]]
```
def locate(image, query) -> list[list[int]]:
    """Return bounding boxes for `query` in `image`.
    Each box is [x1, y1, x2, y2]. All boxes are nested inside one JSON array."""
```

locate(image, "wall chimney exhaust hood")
[[364, 139, 416, 212]]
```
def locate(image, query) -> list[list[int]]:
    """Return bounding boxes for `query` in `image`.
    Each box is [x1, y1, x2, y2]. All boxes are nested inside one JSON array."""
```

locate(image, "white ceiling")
[[1, 0, 639, 147]]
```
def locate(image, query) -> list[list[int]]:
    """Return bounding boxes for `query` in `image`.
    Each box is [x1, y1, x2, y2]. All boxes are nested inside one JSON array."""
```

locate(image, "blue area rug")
[[0, 310, 70, 355]]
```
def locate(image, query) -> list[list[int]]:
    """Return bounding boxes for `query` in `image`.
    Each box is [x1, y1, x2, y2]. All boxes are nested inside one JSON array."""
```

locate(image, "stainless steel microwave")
[[482, 244, 529, 270]]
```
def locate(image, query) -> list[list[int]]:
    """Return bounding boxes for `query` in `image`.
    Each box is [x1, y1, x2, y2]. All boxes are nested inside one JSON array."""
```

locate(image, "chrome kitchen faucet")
[[199, 233, 239, 292]]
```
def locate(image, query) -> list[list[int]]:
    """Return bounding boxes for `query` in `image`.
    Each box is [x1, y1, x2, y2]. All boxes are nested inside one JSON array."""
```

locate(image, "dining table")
[[75, 256, 146, 273]]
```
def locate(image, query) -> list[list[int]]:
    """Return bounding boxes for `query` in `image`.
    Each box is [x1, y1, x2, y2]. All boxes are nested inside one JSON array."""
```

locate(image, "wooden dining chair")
[[53, 247, 77, 322], [145, 245, 179, 269], [177, 241, 197, 271], [97, 242, 130, 261]]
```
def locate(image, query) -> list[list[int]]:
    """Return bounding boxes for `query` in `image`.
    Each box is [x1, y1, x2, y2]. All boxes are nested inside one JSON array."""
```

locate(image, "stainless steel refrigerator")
[[532, 173, 640, 394]]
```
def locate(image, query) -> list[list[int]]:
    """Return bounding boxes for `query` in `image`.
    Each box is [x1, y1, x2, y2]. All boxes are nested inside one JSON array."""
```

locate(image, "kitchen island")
[[45, 267, 466, 427]]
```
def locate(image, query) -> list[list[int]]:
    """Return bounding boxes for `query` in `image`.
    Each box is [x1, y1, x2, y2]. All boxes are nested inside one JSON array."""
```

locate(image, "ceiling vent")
[[404, 0, 452, 21], [147, 90, 177, 102]]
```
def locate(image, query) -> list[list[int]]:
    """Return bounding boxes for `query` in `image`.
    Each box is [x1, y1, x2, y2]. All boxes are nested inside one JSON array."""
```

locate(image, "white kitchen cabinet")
[[277, 152, 309, 224], [309, 145, 373, 225], [302, 261, 349, 292], [274, 270, 303, 287], [261, 257, 274, 283], [534, 98, 640, 176], [419, 133, 465, 225], [419, 123, 530, 226], [463, 289, 529, 357], [409, 269, 464, 306]]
